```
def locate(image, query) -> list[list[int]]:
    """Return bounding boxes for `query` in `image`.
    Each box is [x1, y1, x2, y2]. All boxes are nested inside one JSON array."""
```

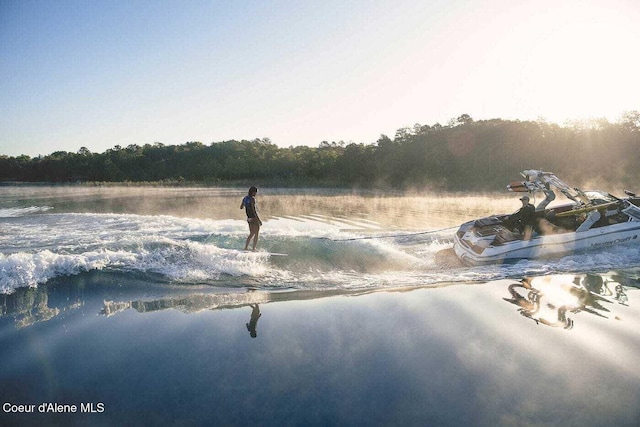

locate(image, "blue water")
[[2, 187, 640, 426]]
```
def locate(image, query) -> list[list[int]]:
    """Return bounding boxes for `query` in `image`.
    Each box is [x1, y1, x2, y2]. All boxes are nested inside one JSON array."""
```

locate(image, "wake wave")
[[1, 211, 640, 294], [0, 243, 271, 293], [0, 212, 430, 293]]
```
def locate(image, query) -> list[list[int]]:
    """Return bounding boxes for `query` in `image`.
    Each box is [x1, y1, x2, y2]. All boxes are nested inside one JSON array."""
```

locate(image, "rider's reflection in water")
[[504, 273, 634, 329], [246, 304, 261, 338]]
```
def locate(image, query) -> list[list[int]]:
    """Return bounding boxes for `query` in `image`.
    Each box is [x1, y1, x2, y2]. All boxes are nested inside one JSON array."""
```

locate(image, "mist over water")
[[1, 186, 639, 294]]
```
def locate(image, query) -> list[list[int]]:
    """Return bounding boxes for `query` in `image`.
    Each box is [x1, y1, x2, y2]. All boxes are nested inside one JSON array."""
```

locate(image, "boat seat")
[[493, 229, 520, 245], [576, 211, 601, 232], [475, 217, 502, 227]]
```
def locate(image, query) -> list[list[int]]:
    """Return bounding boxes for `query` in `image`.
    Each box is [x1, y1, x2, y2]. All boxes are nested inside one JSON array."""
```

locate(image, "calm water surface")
[[1, 186, 639, 426]]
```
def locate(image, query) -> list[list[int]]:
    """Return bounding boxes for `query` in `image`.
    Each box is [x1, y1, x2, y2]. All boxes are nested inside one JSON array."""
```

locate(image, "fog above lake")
[[0, 185, 555, 230]]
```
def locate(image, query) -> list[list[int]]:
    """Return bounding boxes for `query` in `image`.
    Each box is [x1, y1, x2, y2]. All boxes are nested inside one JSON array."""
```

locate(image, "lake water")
[[1, 186, 639, 426]]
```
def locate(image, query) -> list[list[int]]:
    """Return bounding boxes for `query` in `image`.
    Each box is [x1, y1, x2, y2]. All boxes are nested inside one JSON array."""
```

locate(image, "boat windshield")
[[583, 191, 618, 204]]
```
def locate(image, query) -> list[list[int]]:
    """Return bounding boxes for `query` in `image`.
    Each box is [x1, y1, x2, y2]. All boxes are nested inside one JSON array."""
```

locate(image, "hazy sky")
[[1, 0, 639, 157]]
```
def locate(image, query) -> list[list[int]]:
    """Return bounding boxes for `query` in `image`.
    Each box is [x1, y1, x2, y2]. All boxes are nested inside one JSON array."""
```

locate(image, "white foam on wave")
[[0, 212, 287, 293], [438, 243, 640, 287], [169, 241, 273, 282], [0, 242, 277, 293], [0, 249, 127, 293], [0, 210, 403, 293], [2, 210, 640, 294]]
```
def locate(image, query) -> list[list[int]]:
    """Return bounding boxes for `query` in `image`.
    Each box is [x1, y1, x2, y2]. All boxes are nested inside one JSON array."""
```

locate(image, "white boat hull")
[[453, 220, 640, 265]]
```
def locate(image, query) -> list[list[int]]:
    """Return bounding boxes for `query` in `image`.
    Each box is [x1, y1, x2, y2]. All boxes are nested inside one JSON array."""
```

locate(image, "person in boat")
[[241, 186, 262, 251], [508, 195, 536, 236]]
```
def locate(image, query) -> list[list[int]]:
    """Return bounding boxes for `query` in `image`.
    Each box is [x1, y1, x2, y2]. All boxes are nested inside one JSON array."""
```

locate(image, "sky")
[[1, 0, 639, 157]]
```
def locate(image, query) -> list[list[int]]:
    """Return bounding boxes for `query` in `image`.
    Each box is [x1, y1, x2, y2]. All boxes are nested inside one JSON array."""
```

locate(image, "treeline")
[[2, 113, 639, 191]]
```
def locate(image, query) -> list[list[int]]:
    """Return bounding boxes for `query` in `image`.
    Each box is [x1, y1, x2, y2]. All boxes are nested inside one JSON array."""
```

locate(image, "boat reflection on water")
[[504, 272, 639, 329], [3, 271, 639, 336]]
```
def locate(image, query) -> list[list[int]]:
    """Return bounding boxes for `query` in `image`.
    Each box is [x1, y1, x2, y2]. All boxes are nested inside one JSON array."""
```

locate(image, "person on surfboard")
[[241, 186, 262, 251]]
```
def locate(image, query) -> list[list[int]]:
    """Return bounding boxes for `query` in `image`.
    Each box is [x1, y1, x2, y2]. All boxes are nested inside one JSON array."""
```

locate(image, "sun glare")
[[463, 1, 640, 125], [525, 4, 639, 124]]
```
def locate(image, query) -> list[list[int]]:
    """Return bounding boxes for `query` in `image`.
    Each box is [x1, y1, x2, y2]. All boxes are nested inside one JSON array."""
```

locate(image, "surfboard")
[[232, 249, 288, 257], [554, 201, 618, 218], [260, 252, 288, 257]]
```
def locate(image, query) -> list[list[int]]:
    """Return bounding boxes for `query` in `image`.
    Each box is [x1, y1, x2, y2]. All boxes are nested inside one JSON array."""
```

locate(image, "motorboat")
[[453, 170, 640, 265]]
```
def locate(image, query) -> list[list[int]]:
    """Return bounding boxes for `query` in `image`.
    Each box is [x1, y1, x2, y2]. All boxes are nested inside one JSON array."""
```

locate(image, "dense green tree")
[[1, 114, 639, 191]]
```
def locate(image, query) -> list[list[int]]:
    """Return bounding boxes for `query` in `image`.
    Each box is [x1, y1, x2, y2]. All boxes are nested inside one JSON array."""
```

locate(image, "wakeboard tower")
[[453, 170, 640, 265]]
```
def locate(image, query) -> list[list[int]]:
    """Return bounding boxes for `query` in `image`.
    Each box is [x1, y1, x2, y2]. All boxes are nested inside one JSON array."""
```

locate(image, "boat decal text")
[[589, 235, 637, 248]]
